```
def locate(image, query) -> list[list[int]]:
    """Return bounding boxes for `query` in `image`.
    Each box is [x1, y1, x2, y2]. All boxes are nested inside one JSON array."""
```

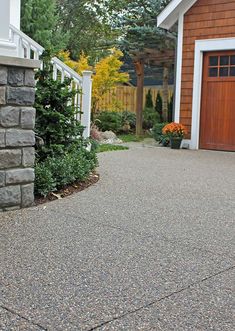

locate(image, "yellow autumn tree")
[[58, 50, 91, 74], [91, 49, 129, 112], [59, 49, 129, 112]]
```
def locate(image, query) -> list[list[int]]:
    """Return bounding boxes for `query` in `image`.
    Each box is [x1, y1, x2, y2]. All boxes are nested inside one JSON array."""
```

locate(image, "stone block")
[[8, 68, 24, 86], [6, 168, 34, 185], [21, 183, 34, 207], [0, 129, 5, 147], [0, 149, 22, 169], [24, 69, 35, 87], [22, 147, 35, 167], [6, 129, 35, 147], [0, 185, 21, 207], [0, 171, 5, 187], [21, 107, 36, 129], [0, 106, 20, 127], [0, 129, 6, 148], [0, 86, 6, 105], [0, 66, 8, 85], [6, 87, 35, 106]]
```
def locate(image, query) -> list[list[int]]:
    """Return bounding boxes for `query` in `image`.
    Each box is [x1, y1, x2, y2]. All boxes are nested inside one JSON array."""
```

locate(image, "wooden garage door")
[[200, 51, 235, 151]]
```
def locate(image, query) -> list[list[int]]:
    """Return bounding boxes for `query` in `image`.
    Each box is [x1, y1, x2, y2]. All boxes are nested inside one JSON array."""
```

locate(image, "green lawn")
[[118, 133, 151, 142], [97, 144, 129, 153]]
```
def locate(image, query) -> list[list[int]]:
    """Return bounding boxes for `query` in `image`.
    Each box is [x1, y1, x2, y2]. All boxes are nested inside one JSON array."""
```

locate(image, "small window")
[[220, 67, 229, 77], [208, 54, 235, 78], [209, 67, 218, 77], [220, 56, 229, 66], [209, 56, 218, 66], [230, 67, 235, 76], [230, 56, 235, 66]]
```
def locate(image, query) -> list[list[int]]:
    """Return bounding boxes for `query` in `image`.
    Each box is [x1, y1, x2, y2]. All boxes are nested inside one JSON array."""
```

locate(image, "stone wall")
[[0, 57, 40, 211]]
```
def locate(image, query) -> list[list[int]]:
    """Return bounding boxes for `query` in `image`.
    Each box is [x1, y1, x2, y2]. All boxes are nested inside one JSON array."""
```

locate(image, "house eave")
[[157, 0, 198, 30]]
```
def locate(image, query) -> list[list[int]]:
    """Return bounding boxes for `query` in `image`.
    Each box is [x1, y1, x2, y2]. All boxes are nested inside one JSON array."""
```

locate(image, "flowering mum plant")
[[162, 122, 187, 138]]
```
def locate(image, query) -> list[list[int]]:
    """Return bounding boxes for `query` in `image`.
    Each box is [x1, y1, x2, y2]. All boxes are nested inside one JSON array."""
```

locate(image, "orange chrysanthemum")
[[162, 122, 187, 138]]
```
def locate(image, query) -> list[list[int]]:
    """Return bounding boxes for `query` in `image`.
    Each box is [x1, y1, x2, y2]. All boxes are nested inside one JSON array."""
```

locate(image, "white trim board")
[[174, 13, 184, 123], [165, 0, 197, 126], [189, 37, 235, 149], [157, 0, 197, 29]]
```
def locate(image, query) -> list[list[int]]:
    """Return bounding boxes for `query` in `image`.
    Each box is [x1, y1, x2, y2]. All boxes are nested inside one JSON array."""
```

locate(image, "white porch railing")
[[10, 24, 44, 59], [8, 24, 92, 139]]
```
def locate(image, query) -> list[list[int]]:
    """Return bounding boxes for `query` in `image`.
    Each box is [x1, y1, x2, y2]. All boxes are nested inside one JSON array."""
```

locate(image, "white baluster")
[[18, 36, 24, 58], [26, 42, 30, 59], [52, 64, 57, 80], [34, 50, 39, 60], [77, 84, 81, 121], [61, 69, 65, 83]]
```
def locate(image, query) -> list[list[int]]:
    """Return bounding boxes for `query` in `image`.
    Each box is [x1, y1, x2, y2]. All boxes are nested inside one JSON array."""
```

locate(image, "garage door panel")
[[200, 51, 235, 151]]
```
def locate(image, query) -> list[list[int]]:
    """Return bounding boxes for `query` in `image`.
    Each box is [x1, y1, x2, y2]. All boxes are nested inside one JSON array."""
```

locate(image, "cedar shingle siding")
[[180, 0, 235, 135]]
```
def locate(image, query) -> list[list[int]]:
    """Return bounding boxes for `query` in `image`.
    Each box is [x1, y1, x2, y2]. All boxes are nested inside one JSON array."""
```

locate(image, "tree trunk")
[[162, 66, 169, 122], [134, 60, 144, 136]]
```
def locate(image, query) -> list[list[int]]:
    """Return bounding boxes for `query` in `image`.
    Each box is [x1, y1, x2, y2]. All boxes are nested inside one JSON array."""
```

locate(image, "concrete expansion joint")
[[0, 304, 47, 330], [73, 210, 234, 262], [88, 265, 235, 331], [54, 208, 234, 263]]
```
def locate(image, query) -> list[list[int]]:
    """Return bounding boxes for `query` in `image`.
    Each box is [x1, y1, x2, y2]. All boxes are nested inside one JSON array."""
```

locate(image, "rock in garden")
[[100, 131, 123, 144], [101, 131, 117, 140]]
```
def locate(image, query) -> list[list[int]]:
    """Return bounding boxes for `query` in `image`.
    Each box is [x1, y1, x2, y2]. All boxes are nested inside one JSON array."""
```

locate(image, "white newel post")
[[81, 71, 93, 139], [10, 0, 21, 29], [0, 0, 18, 57]]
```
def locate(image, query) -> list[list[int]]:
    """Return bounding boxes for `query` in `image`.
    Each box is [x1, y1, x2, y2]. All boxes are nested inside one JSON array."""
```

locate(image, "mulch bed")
[[35, 172, 100, 205]]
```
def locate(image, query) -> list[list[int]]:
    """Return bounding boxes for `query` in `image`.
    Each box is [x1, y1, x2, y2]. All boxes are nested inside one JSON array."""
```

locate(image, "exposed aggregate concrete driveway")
[[0, 143, 235, 330]]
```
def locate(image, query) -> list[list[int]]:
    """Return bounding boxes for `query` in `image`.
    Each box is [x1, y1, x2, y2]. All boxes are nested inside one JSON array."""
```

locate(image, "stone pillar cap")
[[0, 56, 41, 69]]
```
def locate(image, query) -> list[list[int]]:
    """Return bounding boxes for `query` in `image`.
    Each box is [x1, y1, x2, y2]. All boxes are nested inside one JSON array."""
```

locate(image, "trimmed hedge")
[[35, 148, 98, 197], [95, 111, 122, 132], [95, 110, 137, 133]]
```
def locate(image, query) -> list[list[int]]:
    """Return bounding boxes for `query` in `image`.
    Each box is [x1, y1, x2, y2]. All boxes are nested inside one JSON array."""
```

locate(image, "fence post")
[[81, 71, 92, 139]]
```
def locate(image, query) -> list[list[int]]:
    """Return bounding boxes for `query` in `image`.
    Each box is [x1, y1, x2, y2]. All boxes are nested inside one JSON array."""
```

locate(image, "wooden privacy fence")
[[96, 86, 173, 113]]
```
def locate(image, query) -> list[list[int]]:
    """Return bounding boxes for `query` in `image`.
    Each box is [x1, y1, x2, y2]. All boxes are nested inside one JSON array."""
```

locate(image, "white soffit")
[[157, 0, 197, 29]]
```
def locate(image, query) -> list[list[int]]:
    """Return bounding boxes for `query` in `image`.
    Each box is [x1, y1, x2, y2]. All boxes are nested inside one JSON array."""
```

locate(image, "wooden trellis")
[[132, 49, 175, 135]]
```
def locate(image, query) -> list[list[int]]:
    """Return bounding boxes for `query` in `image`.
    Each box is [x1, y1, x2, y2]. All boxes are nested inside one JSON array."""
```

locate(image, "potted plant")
[[162, 122, 187, 149]]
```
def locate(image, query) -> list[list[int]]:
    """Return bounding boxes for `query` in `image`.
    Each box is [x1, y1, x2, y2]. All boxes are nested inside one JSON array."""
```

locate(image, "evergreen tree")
[[114, 0, 174, 133], [155, 91, 163, 123], [168, 93, 174, 122], [21, 0, 68, 51], [117, 0, 174, 54], [145, 89, 154, 108], [57, 0, 119, 61]]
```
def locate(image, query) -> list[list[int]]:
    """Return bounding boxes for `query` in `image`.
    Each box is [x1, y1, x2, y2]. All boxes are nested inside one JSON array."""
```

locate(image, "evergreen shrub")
[[143, 107, 160, 129], [95, 111, 122, 133], [121, 111, 136, 130], [35, 52, 85, 161], [35, 149, 97, 197], [168, 94, 174, 122], [145, 89, 154, 108], [34, 52, 97, 196], [155, 91, 163, 122], [95, 110, 137, 133], [152, 122, 170, 146]]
